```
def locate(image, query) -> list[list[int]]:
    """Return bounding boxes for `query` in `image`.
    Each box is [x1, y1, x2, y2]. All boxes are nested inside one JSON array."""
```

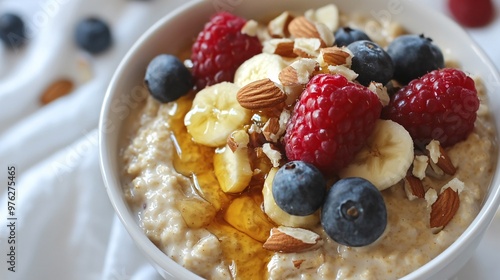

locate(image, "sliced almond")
[[425, 188, 438, 208], [279, 59, 319, 105], [237, 78, 286, 110], [288, 16, 331, 47], [412, 154, 429, 180], [277, 109, 291, 139], [314, 22, 335, 47], [268, 11, 294, 38], [263, 226, 322, 253], [441, 177, 465, 194], [435, 146, 457, 175], [279, 65, 300, 88], [293, 38, 321, 58], [426, 140, 457, 175], [318, 46, 351, 66], [304, 4, 340, 32], [430, 187, 460, 232], [327, 65, 358, 81], [227, 130, 250, 152], [262, 117, 281, 142], [262, 143, 282, 167], [241, 19, 259, 37], [248, 124, 265, 148], [263, 38, 297, 58], [368, 82, 389, 107], [279, 58, 319, 86], [40, 79, 74, 105], [404, 174, 425, 200]]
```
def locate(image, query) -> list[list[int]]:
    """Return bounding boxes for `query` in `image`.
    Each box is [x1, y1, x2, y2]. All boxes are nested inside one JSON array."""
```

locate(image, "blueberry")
[[321, 177, 387, 247], [145, 54, 193, 103], [0, 13, 26, 49], [387, 34, 444, 84], [272, 161, 326, 216], [75, 17, 112, 54], [334, 27, 371, 47], [347, 40, 394, 86]]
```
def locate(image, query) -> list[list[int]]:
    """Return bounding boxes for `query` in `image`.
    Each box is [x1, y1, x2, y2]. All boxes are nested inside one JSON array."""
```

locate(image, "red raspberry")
[[382, 68, 479, 147], [284, 74, 382, 174], [190, 12, 262, 89], [447, 0, 495, 28]]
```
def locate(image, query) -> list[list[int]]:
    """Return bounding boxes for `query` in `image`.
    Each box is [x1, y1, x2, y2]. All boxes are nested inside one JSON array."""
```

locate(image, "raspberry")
[[190, 12, 262, 89], [447, 0, 495, 28], [382, 68, 479, 147], [284, 74, 382, 174]]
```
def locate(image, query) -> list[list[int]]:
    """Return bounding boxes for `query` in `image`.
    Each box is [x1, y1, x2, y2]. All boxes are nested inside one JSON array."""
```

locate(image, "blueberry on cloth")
[[387, 34, 445, 84], [334, 27, 371, 47], [272, 161, 327, 216], [347, 40, 394, 86], [75, 17, 112, 54], [0, 13, 26, 49], [321, 177, 387, 247], [145, 54, 194, 103]]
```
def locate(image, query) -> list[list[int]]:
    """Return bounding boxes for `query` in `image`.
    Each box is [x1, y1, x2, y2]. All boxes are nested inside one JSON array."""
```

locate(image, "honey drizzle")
[[166, 94, 273, 279]]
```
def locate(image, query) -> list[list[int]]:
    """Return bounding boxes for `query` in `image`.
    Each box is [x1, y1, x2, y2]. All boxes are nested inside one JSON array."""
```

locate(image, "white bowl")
[[99, 0, 500, 279]]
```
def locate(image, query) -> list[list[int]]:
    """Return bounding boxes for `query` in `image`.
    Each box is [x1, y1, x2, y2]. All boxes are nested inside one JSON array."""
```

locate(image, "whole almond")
[[263, 227, 322, 253], [430, 187, 460, 231], [288, 16, 326, 47], [40, 79, 74, 105], [237, 79, 286, 110]]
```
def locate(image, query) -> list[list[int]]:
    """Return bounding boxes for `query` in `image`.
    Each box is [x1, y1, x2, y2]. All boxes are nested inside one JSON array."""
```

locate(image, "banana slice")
[[339, 119, 414, 191], [234, 53, 290, 87], [184, 82, 250, 147], [262, 168, 320, 228], [214, 131, 253, 193]]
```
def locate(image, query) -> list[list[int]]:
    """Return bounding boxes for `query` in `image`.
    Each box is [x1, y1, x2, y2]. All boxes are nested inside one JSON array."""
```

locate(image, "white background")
[[0, 0, 499, 279]]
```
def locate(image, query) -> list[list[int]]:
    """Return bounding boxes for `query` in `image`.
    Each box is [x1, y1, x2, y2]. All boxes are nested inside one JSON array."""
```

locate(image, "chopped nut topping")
[[426, 140, 457, 175], [262, 143, 282, 167], [268, 11, 294, 38], [404, 174, 425, 200], [263, 38, 297, 58], [368, 82, 390, 107], [293, 38, 322, 58], [412, 155, 429, 180], [241, 19, 259, 37]]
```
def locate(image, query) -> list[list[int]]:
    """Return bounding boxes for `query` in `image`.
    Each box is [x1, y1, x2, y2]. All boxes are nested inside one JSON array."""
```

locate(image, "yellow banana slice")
[[184, 82, 250, 147], [214, 144, 253, 194], [234, 53, 290, 87], [339, 119, 414, 191]]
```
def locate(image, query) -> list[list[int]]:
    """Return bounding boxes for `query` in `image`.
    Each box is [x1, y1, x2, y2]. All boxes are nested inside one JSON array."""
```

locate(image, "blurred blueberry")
[[75, 17, 112, 54]]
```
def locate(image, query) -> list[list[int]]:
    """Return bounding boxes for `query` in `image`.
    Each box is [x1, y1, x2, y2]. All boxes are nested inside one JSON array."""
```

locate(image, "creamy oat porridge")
[[120, 4, 497, 280]]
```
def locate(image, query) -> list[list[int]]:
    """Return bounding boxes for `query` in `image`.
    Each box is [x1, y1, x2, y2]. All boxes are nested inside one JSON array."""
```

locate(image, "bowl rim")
[[99, 0, 500, 279], [99, 1, 207, 279]]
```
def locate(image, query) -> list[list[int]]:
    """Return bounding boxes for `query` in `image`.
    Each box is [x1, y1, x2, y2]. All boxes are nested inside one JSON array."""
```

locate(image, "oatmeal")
[[121, 4, 497, 280]]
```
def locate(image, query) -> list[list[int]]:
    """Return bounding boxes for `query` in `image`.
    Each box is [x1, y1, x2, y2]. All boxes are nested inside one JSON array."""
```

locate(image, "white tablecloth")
[[0, 0, 499, 279]]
